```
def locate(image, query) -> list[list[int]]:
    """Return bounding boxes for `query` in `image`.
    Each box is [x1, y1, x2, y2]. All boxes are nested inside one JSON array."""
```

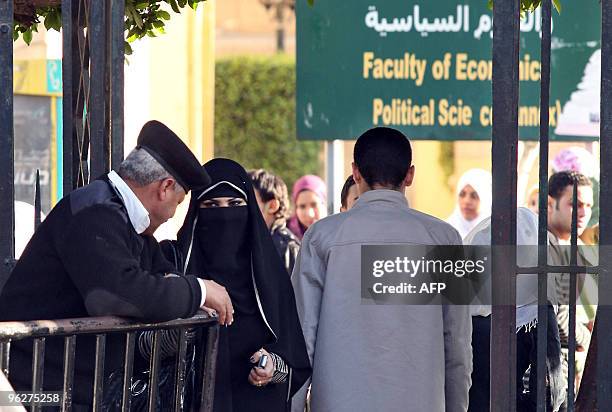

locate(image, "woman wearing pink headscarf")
[[288, 175, 327, 240]]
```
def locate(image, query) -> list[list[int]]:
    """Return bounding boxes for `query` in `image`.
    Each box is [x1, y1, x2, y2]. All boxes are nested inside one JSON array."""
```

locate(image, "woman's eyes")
[[201, 198, 246, 207]]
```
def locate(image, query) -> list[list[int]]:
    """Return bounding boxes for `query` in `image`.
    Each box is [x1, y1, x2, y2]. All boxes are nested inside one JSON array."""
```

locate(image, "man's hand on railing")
[[201, 280, 234, 326]]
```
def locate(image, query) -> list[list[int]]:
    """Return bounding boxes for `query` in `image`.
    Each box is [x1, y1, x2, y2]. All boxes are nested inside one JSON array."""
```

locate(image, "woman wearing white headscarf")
[[465, 208, 564, 412], [447, 168, 492, 239]]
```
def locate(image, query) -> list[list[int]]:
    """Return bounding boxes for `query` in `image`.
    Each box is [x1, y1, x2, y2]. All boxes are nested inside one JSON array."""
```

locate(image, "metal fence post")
[[0, 0, 15, 291], [110, 0, 125, 170], [491, 0, 520, 410], [89, 0, 108, 179], [536, 1, 552, 410], [597, 0, 612, 408], [62, 0, 81, 195]]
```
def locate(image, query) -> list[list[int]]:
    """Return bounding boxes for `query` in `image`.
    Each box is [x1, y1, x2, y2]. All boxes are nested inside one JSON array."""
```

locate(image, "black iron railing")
[[0, 312, 219, 411], [491, 0, 612, 411]]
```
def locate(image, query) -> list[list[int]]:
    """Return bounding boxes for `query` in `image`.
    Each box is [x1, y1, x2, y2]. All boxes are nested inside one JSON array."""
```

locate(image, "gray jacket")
[[291, 189, 472, 412]]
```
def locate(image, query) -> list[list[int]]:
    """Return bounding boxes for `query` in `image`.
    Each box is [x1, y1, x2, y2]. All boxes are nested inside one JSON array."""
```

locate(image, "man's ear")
[[548, 195, 555, 212], [352, 162, 362, 184], [265, 198, 280, 215], [158, 178, 176, 200], [404, 165, 415, 187]]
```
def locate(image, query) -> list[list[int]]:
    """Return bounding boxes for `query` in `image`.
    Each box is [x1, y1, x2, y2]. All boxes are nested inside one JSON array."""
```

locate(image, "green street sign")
[[297, 0, 601, 141]]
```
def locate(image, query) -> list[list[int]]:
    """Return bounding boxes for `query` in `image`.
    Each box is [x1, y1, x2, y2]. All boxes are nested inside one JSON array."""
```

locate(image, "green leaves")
[[116, 0, 206, 53], [157, 11, 172, 20], [22, 28, 33, 45], [13, 0, 207, 54], [488, 0, 562, 13], [43, 9, 62, 32]]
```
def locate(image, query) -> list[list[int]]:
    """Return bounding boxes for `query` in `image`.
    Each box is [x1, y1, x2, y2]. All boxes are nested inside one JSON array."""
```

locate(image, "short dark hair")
[[340, 175, 356, 209], [548, 171, 592, 200], [354, 127, 412, 188], [248, 169, 291, 222]]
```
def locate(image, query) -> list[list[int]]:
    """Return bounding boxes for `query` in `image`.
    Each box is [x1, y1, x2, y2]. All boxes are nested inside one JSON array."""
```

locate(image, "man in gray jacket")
[[291, 127, 472, 412]]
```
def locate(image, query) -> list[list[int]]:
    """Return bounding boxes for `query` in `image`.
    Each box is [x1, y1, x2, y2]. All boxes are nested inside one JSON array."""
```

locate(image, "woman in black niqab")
[[175, 158, 311, 412]]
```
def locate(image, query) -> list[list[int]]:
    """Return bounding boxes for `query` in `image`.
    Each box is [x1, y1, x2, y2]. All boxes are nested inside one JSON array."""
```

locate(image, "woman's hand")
[[248, 348, 274, 387]]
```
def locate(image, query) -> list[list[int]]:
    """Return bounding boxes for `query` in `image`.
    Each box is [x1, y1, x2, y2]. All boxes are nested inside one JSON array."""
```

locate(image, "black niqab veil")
[[176, 158, 311, 408]]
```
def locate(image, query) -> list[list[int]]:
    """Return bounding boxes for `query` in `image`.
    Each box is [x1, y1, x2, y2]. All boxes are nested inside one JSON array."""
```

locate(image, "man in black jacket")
[[0, 120, 233, 407]]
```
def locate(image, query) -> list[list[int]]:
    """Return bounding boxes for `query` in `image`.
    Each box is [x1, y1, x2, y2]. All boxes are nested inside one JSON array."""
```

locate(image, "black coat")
[[270, 222, 300, 276], [175, 158, 311, 412], [0, 177, 203, 406]]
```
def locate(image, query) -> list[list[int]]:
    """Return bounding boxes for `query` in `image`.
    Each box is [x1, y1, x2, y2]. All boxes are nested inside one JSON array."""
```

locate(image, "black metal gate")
[[490, 0, 611, 411], [0, 1, 218, 410], [1, 0, 125, 287]]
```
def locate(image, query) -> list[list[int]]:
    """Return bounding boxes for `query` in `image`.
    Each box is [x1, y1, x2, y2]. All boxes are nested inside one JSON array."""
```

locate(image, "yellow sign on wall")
[[14, 59, 62, 97]]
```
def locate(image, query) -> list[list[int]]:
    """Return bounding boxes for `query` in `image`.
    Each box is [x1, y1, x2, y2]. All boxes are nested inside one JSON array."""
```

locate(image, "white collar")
[[107, 171, 150, 234]]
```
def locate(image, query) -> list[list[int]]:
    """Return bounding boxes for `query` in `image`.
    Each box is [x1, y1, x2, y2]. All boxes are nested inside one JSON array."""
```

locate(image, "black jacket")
[[0, 176, 202, 406], [270, 222, 300, 276]]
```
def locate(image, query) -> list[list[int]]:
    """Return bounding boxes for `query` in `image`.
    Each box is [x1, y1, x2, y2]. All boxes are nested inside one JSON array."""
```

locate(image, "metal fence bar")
[[76, 0, 90, 188], [62, 336, 77, 412], [35, 171, 42, 229], [567, 183, 578, 411], [148, 330, 162, 411], [92, 334, 106, 411], [89, 0, 109, 179], [536, 1, 552, 410], [174, 329, 189, 412], [576, 316, 598, 411], [31, 338, 46, 412], [104, 0, 112, 174], [0, 313, 216, 341], [69, 0, 91, 190], [200, 325, 219, 412], [0, 316, 218, 410], [490, 0, 520, 410], [62, 0, 80, 194], [0, 341, 9, 377], [518, 265, 600, 275], [0, 0, 14, 289], [110, 0, 125, 170], [597, 0, 612, 408], [122, 332, 135, 412]]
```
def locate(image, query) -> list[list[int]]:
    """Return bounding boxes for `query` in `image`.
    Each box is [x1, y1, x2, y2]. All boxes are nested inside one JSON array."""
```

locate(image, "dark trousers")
[[468, 306, 564, 412]]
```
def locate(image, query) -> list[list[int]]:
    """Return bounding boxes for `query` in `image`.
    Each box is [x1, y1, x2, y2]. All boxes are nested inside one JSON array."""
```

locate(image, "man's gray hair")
[[118, 148, 184, 192]]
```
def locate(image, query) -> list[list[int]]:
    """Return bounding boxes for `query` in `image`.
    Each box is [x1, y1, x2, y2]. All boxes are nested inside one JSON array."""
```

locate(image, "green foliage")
[[215, 56, 323, 190], [14, 0, 206, 55], [487, 0, 562, 13]]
